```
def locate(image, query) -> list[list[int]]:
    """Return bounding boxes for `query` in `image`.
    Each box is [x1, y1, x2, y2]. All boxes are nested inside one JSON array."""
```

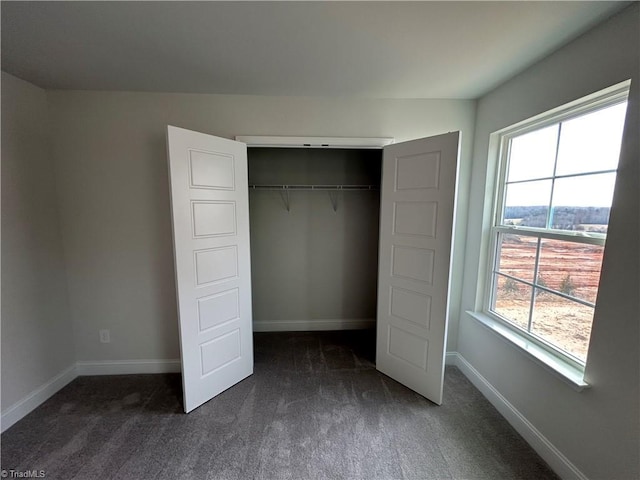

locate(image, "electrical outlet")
[[99, 329, 110, 343]]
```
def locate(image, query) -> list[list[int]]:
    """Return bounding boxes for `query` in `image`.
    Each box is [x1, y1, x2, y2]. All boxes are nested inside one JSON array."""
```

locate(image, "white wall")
[[46, 92, 475, 361], [1, 73, 75, 409], [458, 5, 639, 479]]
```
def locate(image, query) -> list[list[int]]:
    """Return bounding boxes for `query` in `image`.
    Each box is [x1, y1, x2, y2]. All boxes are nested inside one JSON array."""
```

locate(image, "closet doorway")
[[247, 146, 382, 334], [166, 128, 459, 414]]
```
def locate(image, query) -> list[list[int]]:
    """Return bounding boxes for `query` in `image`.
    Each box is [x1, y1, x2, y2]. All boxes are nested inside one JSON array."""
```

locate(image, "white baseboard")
[[1, 363, 77, 433], [2, 359, 182, 432], [253, 318, 375, 332], [445, 352, 459, 366], [448, 352, 588, 480], [76, 359, 181, 376]]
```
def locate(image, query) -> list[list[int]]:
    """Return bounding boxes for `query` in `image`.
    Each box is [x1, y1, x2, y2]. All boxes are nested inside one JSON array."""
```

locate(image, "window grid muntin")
[[504, 167, 618, 186], [493, 257, 597, 308], [489, 286, 588, 367], [490, 225, 603, 365], [485, 90, 628, 368], [489, 289, 587, 367], [501, 118, 620, 235], [493, 225, 606, 245], [527, 236, 542, 331], [545, 122, 562, 230]]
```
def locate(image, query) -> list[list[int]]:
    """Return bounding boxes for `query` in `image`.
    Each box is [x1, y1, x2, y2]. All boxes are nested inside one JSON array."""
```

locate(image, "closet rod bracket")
[[279, 187, 291, 212], [328, 191, 338, 212]]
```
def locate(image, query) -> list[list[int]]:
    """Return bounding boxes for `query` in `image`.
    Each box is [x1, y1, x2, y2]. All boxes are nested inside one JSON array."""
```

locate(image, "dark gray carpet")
[[1, 331, 558, 479]]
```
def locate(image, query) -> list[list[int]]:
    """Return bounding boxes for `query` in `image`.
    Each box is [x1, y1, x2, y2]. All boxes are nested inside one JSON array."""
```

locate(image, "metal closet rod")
[[249, 184, 379, 191], [249, 184, 378, 212]]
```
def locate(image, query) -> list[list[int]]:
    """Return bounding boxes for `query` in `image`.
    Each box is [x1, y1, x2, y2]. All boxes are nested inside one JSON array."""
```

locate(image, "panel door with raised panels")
[[377, 132, 460, 405], [166, 126, 253, 413]]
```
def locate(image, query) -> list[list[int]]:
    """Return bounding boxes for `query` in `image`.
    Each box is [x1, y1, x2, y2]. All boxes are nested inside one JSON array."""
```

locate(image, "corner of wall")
[[1, 72, 76, 415]]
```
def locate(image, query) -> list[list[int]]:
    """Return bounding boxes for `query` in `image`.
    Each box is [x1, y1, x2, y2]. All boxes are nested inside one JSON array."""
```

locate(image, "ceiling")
[[1, 1, 630, 99]]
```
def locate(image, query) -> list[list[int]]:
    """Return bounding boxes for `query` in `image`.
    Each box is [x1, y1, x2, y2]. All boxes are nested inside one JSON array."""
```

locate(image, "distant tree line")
[[504, 206, 610, 229]]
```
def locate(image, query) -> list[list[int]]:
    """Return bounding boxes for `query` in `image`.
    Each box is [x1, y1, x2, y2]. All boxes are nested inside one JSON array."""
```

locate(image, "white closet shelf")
[[249, 185, 379, 212], [249, 184, 379, 191]]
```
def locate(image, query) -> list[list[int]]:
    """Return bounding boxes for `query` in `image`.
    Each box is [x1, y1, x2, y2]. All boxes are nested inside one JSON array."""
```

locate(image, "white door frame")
[[235, 135, 394, 149]]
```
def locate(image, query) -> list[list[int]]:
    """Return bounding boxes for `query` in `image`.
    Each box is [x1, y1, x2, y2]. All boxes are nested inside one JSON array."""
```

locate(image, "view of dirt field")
[[493, 234, 604, 361]]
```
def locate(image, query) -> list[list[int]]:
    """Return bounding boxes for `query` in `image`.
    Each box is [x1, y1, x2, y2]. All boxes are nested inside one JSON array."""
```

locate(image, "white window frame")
[[474, 81, 630, 388]]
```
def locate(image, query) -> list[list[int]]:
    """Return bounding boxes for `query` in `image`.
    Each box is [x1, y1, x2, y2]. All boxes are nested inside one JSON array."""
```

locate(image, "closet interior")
[[247, 147, 383, 333]]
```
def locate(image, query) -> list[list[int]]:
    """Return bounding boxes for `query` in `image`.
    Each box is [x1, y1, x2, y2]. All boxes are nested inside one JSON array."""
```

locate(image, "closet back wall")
[[248, 148, 381, 331], [45, 91, 476, 363]]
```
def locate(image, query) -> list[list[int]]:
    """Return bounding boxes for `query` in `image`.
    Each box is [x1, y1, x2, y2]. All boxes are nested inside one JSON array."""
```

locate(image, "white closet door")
[[377, 132, 459, 405], [166, 126, 253, 413]]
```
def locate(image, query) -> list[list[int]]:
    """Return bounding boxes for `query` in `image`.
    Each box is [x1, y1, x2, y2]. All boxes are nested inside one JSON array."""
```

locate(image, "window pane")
[[531, 290, 594, 362], [550, 172, 616, 232], [496, 234, 537, 283], [492, 275, 532, 331], [503, 180, 552, 228], [537, 238, 604, 304], [507, 125, 558, 182], [555, 102, 627, 176]]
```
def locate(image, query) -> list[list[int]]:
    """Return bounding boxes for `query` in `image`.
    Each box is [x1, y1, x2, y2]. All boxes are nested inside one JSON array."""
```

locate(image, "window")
[[485, 84, 629, 370]]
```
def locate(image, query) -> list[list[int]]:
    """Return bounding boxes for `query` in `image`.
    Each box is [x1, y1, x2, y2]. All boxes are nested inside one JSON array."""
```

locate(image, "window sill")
[[465, 311, 590, 391]]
